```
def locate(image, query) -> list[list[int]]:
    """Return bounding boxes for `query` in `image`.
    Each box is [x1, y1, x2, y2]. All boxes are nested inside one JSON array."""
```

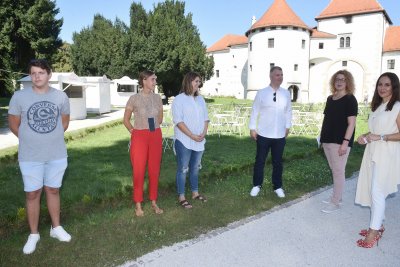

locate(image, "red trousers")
[[130, 128, 162, 203]]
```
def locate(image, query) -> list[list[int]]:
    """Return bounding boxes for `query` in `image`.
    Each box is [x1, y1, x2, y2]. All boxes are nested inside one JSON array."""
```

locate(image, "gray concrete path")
[[0, 109, 125, 150], [121, 175, 400, 267]]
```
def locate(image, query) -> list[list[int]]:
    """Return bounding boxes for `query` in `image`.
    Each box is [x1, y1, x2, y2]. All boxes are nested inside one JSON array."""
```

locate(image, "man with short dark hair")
[[249, 66, 292, 198], [8, 59, 71, 254]]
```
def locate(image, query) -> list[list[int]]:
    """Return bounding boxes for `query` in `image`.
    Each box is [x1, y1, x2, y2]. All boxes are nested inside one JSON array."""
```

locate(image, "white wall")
[[247, 27, 310, 100], [203, 44, 248, 99], [382, 51, 400, 76]]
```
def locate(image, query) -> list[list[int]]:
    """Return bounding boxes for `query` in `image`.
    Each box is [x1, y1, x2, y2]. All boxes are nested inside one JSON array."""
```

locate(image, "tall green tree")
[[71, 15, 129, 78], [145, 0, 214, 96], [52, 42, 73, 72], [0, 0, 63, 96]]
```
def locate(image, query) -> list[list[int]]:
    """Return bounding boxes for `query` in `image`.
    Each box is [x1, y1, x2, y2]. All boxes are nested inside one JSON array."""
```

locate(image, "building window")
[[216, 70, 219, 78], [117, 84, 136, 93], [342, 61, 347, 67], [268, 38, 274, 48], [345, 16, 352, 24], [270, 63, 275, 69], [294, 64, 298, 71], [302, 40, 305, 49], [63, 83, 83, 98], [270, 26, 276, 30], [281, 26, 288, 30], [339, 35, 351, 48], [388, 59, 395, 69], [319, 42, 324, 49], [346, 37, 351, 47], [293, 27, 298, 30], [250, 65, 253, 72], [249, 42, 252, 51]]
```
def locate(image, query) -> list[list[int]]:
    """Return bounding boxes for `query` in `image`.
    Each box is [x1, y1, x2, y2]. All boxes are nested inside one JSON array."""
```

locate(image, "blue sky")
[[56, 0, 399, 47]]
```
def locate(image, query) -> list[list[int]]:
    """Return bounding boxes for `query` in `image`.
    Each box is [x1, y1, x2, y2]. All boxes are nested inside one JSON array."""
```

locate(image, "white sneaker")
[[274, 188, 285, 198], [50, 226, 71, 242], [322, 198, 342, 205], [250, 186, 261, 197], [23, 233, 40, 254], [321, 203, 340, 213]]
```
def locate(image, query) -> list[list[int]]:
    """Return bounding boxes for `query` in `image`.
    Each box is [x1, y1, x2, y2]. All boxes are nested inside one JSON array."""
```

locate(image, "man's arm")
[[8, 114, 21, 137], [61, 114, 70, 132]]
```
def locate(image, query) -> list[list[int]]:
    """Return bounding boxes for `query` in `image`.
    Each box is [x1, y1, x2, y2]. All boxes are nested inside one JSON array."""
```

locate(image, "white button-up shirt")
[[172, 93, 209, 151], [249, 86, 292, 138]]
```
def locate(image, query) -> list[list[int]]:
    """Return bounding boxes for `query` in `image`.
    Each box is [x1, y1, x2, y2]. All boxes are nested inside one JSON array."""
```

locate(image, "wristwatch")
[[380, 134, 385, 141]]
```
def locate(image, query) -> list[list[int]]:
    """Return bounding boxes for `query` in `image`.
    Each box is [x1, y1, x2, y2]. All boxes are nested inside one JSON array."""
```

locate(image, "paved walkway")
[[0, 109, 125, 150], [121, 176, 400, 267]]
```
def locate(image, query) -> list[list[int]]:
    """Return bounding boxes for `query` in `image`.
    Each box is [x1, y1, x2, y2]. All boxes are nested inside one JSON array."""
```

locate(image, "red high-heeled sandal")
[[359, 226, 385, 237], [357, 233, 382, 248]]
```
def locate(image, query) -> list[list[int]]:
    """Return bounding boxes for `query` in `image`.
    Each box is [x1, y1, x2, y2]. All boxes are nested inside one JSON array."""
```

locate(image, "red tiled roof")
[[311, 28, 336, 38], [316, 0, 391, 23], [207, 34, 248, 53], [383, 26, 400, 52], [247, 0, 308, 35]]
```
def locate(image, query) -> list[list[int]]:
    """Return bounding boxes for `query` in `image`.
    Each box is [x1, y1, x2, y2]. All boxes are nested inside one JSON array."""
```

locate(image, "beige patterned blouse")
[[125, 92, 162, 130]]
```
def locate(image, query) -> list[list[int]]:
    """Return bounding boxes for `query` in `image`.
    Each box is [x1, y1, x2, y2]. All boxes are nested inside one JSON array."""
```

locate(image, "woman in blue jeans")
[[172, 72, 209, 209]]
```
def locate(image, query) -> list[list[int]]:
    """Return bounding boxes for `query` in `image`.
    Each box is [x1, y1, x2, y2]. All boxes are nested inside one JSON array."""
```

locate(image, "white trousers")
[[370, 162, 386, 230]]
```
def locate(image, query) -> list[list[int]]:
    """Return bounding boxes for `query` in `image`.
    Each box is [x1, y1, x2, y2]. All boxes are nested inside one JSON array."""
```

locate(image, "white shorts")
[[19, 158, 68, 192]]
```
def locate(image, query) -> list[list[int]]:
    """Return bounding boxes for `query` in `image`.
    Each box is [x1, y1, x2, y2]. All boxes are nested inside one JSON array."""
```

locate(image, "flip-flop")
[[192, 195, 207, 202], [179, 200, 193, 209]]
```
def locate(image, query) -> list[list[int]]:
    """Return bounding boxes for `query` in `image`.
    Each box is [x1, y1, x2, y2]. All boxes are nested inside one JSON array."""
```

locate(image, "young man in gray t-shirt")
[[8, 59, 72, 254]]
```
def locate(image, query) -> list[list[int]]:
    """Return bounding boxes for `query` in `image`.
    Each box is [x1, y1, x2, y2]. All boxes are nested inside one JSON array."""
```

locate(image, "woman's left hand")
[[338, 143, 348, 156]]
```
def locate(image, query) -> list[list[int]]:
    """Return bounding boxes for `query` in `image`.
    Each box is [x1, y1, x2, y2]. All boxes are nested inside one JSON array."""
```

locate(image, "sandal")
[[179, 200, 193, 209], [152, 205, 164, 215], [192, 194, 207, 202]]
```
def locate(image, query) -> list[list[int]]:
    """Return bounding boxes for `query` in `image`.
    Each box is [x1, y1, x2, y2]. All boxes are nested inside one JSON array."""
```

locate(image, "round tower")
[[246, 0, 310, 101]]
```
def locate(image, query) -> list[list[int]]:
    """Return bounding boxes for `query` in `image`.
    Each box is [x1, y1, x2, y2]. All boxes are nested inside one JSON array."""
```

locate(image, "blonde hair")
[[329, 70, 355, 95]]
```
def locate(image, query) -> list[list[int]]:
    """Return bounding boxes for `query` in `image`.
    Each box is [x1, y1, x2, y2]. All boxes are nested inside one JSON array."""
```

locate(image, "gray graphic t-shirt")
[[8, 87, 70, 162]]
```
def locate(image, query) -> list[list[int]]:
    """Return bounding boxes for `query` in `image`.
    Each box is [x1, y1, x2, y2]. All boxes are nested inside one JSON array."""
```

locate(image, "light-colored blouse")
[[172, 93, 209, 151], [125, 92, 162, 130], [355, 101, 400, 207]]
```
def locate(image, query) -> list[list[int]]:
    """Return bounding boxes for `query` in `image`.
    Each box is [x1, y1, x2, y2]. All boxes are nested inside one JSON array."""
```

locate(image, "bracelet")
[[343, 138, 350, 142]]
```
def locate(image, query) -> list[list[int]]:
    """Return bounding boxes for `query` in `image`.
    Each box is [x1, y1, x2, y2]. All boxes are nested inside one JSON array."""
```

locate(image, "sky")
[[56, 0, 400, 47]]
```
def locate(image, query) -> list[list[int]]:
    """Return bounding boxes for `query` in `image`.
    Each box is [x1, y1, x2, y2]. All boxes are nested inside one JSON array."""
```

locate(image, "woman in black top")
[[320, 70, 358, 213]]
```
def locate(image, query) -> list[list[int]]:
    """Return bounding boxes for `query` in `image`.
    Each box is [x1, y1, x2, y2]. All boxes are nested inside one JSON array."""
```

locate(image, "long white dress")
[[355, 101, 400, 207]]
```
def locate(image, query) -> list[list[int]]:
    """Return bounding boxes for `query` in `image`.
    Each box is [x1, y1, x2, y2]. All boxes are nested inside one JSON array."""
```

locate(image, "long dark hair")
[[181, 71, 201, 96], [370, 72, 400, 112]]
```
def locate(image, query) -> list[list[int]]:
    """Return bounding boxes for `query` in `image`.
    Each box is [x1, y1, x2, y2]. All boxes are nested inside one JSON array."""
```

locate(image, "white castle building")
[[202, 0, 400, 103]]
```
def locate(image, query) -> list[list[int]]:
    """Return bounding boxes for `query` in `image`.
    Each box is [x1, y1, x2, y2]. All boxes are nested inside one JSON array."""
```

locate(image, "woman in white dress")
[[355, 72, 400, 248]]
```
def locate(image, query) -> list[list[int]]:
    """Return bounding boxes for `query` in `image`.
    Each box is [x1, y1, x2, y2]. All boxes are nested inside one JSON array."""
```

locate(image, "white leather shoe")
[[274, 188, 285, 198], [250, 186, 261, 197], [50, 226, 71, 242], [23, 233, 40, 254]]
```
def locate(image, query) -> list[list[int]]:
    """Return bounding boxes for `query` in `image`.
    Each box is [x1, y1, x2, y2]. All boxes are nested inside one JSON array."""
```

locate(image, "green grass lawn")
[[0, 100, 368, 266]]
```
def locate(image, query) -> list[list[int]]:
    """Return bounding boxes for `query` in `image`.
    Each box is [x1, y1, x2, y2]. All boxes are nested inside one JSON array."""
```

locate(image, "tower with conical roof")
[[203, 0, 400, 103], [245, 0, 310, 100]]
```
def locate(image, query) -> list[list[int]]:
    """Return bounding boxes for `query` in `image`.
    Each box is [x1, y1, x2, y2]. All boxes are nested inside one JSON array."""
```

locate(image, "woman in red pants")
[[123, 70, 163, 216]]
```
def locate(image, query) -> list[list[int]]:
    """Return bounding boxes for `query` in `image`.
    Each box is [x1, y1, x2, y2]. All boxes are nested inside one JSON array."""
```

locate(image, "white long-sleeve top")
[[172, 93, 209, 151], [248, 86, 292, 138]]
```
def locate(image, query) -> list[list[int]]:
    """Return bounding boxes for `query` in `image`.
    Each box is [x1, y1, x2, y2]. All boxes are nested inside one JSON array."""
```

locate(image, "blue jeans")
[[253, 136, 286, 190], [174, 139, 204, 196]]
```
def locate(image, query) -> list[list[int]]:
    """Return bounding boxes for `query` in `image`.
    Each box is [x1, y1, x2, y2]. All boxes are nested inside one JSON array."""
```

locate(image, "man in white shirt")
[[248, 66, 292, 198]]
